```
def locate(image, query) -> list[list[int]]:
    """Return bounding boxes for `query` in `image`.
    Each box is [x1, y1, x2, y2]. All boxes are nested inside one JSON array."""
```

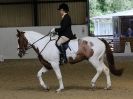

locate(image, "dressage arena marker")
[[124, 42, 131, 53]]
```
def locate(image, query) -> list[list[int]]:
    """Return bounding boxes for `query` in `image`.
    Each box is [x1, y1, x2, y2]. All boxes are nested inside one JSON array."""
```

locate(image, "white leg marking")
[[89, 58, 103, 88], [103, 64, 111, 89], [51, 62, 64, 93], [100, 56, 112, 90], [37, 67, 49, 90], [91, 67, 103, 86]]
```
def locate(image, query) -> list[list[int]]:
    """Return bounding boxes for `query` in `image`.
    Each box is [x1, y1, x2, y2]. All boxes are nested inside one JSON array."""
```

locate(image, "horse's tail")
[[101, 39, 123, 76]]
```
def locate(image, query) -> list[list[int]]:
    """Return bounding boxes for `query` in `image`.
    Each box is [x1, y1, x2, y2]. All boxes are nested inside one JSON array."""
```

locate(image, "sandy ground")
[[0, 57, 133, 99]]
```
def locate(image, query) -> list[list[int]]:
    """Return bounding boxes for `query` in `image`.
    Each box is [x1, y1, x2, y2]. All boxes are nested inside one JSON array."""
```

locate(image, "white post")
[[0, 55, 4, 62], [124, 42, 131, 53]]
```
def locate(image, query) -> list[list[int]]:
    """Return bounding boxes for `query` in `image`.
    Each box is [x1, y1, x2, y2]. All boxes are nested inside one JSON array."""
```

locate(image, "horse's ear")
[[16, 29, 25, 37], [16, 29, 20, 37], [17, 29, 20, 33]]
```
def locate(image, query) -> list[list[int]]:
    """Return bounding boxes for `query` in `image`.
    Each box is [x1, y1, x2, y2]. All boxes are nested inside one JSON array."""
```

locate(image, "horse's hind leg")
[[102, 63, 111, 90], [89, 57, 103, 90], [99, 55, 111, 90], [37, 66, 49, 91]]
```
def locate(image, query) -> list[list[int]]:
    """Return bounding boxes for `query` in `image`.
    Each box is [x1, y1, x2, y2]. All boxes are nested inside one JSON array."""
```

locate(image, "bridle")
[[27, 32, 51, 49], [18, 31, 56, 57]]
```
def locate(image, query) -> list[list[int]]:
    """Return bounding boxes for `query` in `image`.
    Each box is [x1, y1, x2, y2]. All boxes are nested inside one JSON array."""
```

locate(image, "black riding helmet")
[[57, 3, 69, 12]]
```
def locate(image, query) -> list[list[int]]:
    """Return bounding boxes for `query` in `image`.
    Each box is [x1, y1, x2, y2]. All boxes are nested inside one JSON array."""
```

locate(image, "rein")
[[39, 35, 56, 54], [27, 32, 51, 49], [27, 32, 56, 54]]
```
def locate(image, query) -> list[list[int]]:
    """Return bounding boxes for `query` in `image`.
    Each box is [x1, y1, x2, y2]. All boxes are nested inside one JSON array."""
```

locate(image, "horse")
[[16, 29, 123, 92]]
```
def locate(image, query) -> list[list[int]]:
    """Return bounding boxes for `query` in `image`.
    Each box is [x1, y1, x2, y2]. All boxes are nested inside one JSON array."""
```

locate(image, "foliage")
[[89, 0, 133, 33]]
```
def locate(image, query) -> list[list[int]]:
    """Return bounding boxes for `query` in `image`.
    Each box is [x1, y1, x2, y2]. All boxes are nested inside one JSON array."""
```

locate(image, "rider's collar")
[[62, 13, 67, 18]]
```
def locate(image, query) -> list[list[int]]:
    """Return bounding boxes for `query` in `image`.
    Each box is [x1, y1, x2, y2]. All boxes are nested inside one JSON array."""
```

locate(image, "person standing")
[[126, 27, 133, 37]]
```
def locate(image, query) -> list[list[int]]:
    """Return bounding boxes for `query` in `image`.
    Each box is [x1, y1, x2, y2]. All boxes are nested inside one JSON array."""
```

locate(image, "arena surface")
[[0, 56, 133, 99]]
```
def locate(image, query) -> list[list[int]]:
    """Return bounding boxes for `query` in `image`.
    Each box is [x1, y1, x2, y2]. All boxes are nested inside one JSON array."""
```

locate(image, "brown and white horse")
[[16, 29, 123, 92]]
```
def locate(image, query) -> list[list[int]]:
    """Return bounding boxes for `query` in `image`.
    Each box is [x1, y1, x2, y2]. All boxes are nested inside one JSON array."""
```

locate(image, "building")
[[0, 0, 89, 59], [93, 9, 133, 52]]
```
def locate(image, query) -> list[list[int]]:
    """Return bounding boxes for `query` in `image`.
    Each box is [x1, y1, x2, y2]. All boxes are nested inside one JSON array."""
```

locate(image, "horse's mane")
[[24, 31, 44, 38], [24, 31, 58, 41]]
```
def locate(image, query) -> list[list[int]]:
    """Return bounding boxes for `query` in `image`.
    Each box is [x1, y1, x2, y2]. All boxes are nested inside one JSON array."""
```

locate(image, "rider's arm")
[[55, 15, 71, 35]]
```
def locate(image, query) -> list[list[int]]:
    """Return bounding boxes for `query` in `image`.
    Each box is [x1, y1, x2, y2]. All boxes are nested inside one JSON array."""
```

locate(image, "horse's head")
[[16, 29, 28, 58]]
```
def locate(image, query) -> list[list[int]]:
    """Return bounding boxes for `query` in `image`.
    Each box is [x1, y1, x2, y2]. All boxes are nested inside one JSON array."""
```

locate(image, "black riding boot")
[[56, 45, 67, 65], [61, 45, 67, 64]]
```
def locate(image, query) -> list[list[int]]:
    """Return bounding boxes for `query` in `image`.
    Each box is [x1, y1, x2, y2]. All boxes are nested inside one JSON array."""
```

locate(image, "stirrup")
[[59, 54, 67, 65], [59, 59, 64, 65], [63, 56, 67, 64]]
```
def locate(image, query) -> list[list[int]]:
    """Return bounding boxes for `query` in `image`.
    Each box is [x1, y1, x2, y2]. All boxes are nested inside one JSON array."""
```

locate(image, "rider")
[[51, 3, 74, 64]]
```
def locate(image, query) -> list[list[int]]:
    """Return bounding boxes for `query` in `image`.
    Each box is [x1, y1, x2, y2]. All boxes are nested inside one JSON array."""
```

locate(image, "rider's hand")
[[51, 28, 55, 33]]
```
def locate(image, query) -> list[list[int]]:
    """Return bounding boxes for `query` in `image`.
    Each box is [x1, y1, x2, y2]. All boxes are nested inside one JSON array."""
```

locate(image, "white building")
[[93, 9, 133, 53], [92, 9, 133, 37]]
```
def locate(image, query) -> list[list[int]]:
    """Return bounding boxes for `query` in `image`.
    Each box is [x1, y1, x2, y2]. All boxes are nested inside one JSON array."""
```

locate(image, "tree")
[[90, 0, 133, 17], [111, 0, 132, 12]]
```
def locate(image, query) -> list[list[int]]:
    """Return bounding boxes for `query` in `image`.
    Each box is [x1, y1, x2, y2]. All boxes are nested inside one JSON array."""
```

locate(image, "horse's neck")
[[24, 31, 53, 53], [25, 31, 49, 45]]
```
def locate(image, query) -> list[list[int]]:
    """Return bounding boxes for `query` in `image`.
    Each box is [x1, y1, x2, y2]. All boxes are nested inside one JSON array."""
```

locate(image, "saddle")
[[58, 34, 77, 65], [63, 34, 77, 49]]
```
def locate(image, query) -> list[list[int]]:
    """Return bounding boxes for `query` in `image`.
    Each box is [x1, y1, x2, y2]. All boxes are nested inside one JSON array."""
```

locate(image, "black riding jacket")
[[55, 14, 74, 39]]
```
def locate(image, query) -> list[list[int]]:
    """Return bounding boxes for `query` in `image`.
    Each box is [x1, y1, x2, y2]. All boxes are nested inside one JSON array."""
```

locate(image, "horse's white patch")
[[66, 39, 78, 59]]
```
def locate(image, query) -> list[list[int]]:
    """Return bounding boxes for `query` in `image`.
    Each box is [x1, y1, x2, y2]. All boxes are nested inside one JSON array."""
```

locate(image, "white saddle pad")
[[66, 39, 79, 58]]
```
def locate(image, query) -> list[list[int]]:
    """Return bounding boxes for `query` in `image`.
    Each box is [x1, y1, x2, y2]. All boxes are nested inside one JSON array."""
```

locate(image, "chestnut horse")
[[16, 30, 123, 92]]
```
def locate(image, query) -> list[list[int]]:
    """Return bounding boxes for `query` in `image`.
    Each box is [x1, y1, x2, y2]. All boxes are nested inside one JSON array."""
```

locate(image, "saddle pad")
[[67, 39, 78, 53]]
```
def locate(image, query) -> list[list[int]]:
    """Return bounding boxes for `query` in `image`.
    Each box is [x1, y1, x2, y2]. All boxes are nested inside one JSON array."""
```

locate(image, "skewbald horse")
[[16, 30, 123, 92]]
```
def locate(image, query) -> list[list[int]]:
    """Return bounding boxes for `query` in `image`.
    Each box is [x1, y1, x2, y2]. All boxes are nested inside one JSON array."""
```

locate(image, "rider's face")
[[59, 9, 65, 17]]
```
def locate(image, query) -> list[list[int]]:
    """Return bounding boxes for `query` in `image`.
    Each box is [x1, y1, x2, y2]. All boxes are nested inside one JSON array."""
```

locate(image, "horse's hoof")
[[91, 82, 96, 91], [104, 86, 112, 90], [91, 86, 96, 91], [56, 88, 64, 93], [43, 87, 50, 92], [45, 88, 50, 92]]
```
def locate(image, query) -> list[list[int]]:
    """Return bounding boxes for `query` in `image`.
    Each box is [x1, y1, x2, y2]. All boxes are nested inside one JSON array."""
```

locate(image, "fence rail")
[[95, 35, 133, 53]]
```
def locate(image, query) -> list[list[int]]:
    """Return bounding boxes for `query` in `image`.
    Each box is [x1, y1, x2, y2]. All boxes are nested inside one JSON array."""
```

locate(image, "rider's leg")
[[57, 36, 69, 46], [56, 36, 69, 64]]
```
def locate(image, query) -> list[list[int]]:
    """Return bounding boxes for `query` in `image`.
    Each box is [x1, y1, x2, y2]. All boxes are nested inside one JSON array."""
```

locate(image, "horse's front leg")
[[51, 62, 64, 93], [37, 67, 49, 91]]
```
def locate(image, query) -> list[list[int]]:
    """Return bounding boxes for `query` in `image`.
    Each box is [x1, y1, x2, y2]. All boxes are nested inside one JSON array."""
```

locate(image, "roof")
[[93, 9, 133, 19]]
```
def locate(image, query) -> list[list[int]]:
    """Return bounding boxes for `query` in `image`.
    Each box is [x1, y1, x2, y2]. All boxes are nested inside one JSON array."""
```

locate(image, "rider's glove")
[[50, 28, 55, 33]]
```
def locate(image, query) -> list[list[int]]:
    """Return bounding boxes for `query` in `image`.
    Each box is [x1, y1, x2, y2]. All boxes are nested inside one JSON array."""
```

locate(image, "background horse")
[[16, 29, 123, 92]]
